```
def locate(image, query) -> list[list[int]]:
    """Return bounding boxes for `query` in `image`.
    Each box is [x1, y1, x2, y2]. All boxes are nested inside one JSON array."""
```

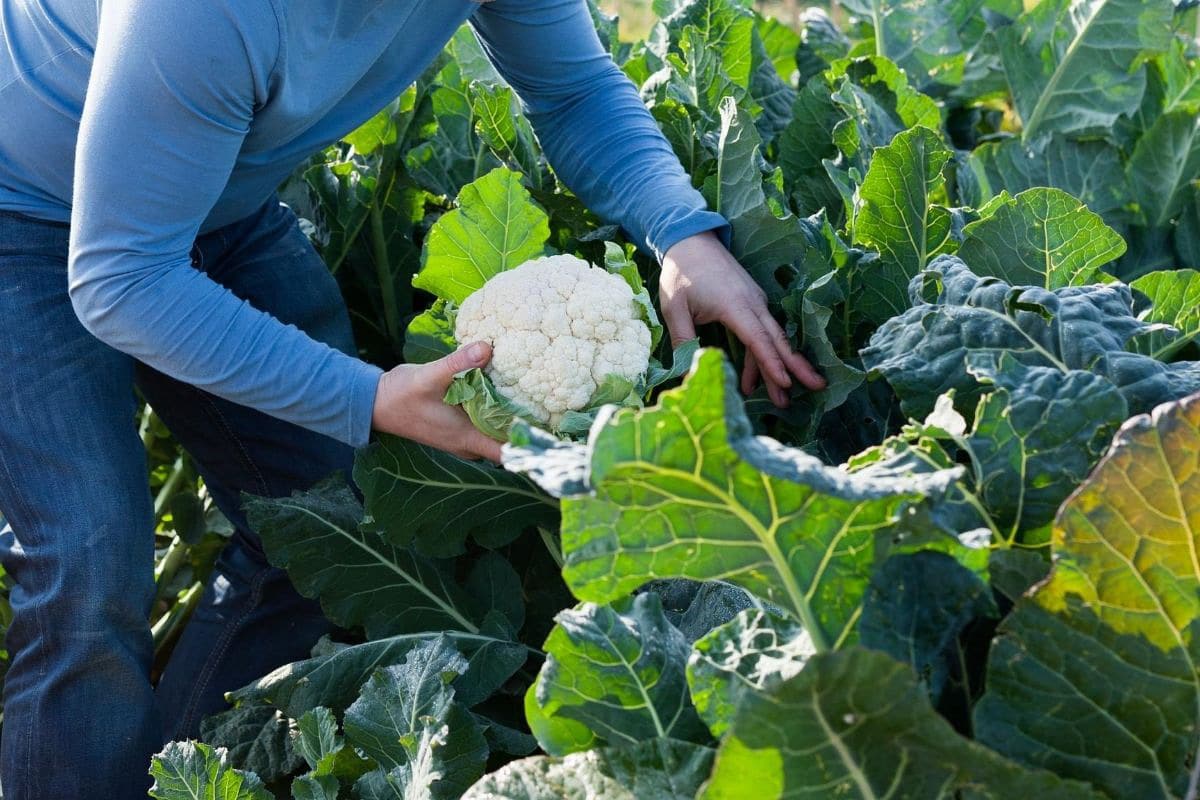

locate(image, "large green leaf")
[[998, 0, 1173, 140], [853, 125, 955, 325], [227, 631, 526, 719], [344, 638, 488, 799], [532, 595, 710, 755], [827, 57, 942, 169], [839, 0, 972, 90], [412, 168, 550, 304], [1128, 111, 1200, 228], [1131, 268, 1200, 359], [686, 608, 812, 737], [506, 349, 963, 652], [859, 551, 997, 704], [969, 134, 1128, 223], [707, 97, 817, 301], [245, 477, 481, 637], [198, 705, 302, 782], [962, 353, 1129, 540], [975, 394, 1200, 799], [148, 741, 271, 800], [700, 647, 1104, 799], [460, 738, 715, 800], [354, 434, 558, 558], [958, 188, 1126, 288], [860, 256, 1200, 419]]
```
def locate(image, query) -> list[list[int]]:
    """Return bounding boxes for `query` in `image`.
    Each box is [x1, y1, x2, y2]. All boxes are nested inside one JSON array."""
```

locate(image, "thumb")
[[433, 341, 492, 383], [662, 298, 697, 349]]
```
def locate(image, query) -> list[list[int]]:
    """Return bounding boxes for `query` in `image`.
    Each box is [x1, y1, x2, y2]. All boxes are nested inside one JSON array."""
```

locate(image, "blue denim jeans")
[[0, 200, 356, 799]]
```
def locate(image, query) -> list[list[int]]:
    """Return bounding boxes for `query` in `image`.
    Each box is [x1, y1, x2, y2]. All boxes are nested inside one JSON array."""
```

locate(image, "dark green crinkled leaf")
[[860, 256, 1200, 420], [686, 608, 812, 737], [532, 595, 710, 756], [853, 126, 955, 325], [976, 394, 1200, 799], [1131, 268, 1200, 359], [506, 349, 963, 652], [642, 579, 756, 643], [859, 551, 997, 704], [198, 705, 302, 783], [344, 638, 489, 799], [962, 354, 1128, 541], [354, 434, 558, 558], [148, 741, 272, 800], [998, 0, 1172, 140], [461, 738, 715, 800], [958, 187, 1125, 288], [245, 476, 482, 638], [700, 648, 1104, 799], [412, 168, 550, 304]]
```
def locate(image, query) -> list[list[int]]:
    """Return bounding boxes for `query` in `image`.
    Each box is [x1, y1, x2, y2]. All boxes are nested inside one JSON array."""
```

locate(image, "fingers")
[[757, 310, 827, 392], [741, 351, 760, 396], [432, 341, 492, 384], [461, 429, 503, 463], [722, 304, 793, 389], [661, 295, 697, 348]]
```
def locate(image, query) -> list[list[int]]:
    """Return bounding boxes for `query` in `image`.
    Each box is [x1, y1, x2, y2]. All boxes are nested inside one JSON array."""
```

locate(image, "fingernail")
[[469, 342, 487, 362]]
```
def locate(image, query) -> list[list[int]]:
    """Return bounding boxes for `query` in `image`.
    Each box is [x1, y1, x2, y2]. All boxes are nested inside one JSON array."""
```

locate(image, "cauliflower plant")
[[450, 254, 658, 439]]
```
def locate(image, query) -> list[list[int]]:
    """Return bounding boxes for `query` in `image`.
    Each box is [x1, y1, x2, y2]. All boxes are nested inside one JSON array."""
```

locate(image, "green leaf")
[[413, 168, 550, 304], [998, 0, 1173, 140], [148, 741, 272, 800], [709, 97, 816, 301], [460, 738, 715, 800], [245, 476, 482, 637], [976, 394, 1200, 798], [859, 551, 997, 703], [293, 707, 357, 779], [958, 187, 1126, 288], [778, 76, 842, 219], [860, 256, 1200, 420], [969, 134, 1128, 223], [508, 349, 963, 652], [403, 300, 458, 365], [354, 434, 557, 558], [686, 608, 812, 737], [198, 705, 302, 782], [1131, 268, 1200, 359], [227, 631, 526, 720], [853, 126, 954, 325], [532, 595, 710, 755], [700, 647, 1104, 799], [962, 354, 1128, 540], [782, 269, 865, 412], [344, 637, 489, 799], [292, 774, 340, 800], [826, 56, 942, 169], [445, 367, 538, 443], [1128, 111, 1200, 229], [470, 83, 544, 185], [839, 0, 969, 91]]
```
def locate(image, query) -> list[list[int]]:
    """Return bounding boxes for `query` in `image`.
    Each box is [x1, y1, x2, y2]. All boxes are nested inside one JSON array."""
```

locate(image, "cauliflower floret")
[[454, 254, 653, 428]]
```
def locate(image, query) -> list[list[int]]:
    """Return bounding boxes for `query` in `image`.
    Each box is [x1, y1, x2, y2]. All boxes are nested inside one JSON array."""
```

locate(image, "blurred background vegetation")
[[599, 0, 841, 39]]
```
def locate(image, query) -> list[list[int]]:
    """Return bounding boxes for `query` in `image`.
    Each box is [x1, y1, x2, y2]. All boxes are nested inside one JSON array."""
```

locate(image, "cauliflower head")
[[454, 254, 653, 430]]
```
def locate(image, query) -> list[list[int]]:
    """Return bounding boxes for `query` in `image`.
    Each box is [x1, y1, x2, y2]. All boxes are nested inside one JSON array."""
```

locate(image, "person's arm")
[[469, 0, 824, 401], [69, 0, 383, 447]]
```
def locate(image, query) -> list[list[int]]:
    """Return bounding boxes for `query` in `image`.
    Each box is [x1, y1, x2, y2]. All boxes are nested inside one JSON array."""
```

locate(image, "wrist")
[[663, 230, 724, 265]]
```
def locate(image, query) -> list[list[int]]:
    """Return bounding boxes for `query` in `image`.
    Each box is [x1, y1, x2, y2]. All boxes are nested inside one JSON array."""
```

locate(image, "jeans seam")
[[198, 394, 270, 498], [0, 445, 49, 797], [176, 565, 273, 734]]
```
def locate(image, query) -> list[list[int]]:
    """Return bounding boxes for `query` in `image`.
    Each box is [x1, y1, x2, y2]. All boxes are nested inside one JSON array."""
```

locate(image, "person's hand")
[[659, 231, 826, 407], [371, 342, 503, 462]]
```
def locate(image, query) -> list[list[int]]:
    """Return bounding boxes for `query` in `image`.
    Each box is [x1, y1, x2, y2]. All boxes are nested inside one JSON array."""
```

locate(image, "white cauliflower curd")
[[453, 255, 653, 431]]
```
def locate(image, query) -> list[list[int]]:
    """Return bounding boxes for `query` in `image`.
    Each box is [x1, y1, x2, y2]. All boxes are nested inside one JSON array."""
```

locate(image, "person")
[[0, 0, 825, 796]]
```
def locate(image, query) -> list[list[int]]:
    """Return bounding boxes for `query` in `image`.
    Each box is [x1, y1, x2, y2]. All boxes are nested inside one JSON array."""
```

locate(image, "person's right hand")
[[371, 342, 503, 463]]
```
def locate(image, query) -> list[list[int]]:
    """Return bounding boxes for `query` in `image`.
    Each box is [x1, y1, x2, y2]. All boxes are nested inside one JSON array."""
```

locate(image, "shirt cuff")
[[646, 209, 732, 263], [347, 359, 385, 449]]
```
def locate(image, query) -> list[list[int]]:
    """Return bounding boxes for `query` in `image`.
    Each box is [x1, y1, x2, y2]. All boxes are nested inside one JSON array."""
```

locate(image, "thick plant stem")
[[370, 203, 403, 353], [154, 455, 188, 520], [152, 581, 203, 654]]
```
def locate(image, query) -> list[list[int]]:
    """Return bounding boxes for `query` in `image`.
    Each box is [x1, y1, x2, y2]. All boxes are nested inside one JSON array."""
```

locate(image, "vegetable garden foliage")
[[140, 0, 1200, 798]]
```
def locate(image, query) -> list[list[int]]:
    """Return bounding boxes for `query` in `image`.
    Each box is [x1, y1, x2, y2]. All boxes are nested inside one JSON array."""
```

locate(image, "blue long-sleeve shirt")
[[0, 0, 727, 447]]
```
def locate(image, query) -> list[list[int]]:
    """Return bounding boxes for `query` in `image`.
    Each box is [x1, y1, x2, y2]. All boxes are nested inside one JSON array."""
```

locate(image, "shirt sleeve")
[[468, 0, 730, 261], [69, 0, 382, 448]]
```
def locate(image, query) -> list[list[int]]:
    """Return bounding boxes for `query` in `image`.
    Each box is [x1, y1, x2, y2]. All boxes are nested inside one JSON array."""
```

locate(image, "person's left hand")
[[659, 231, 826, 407]]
